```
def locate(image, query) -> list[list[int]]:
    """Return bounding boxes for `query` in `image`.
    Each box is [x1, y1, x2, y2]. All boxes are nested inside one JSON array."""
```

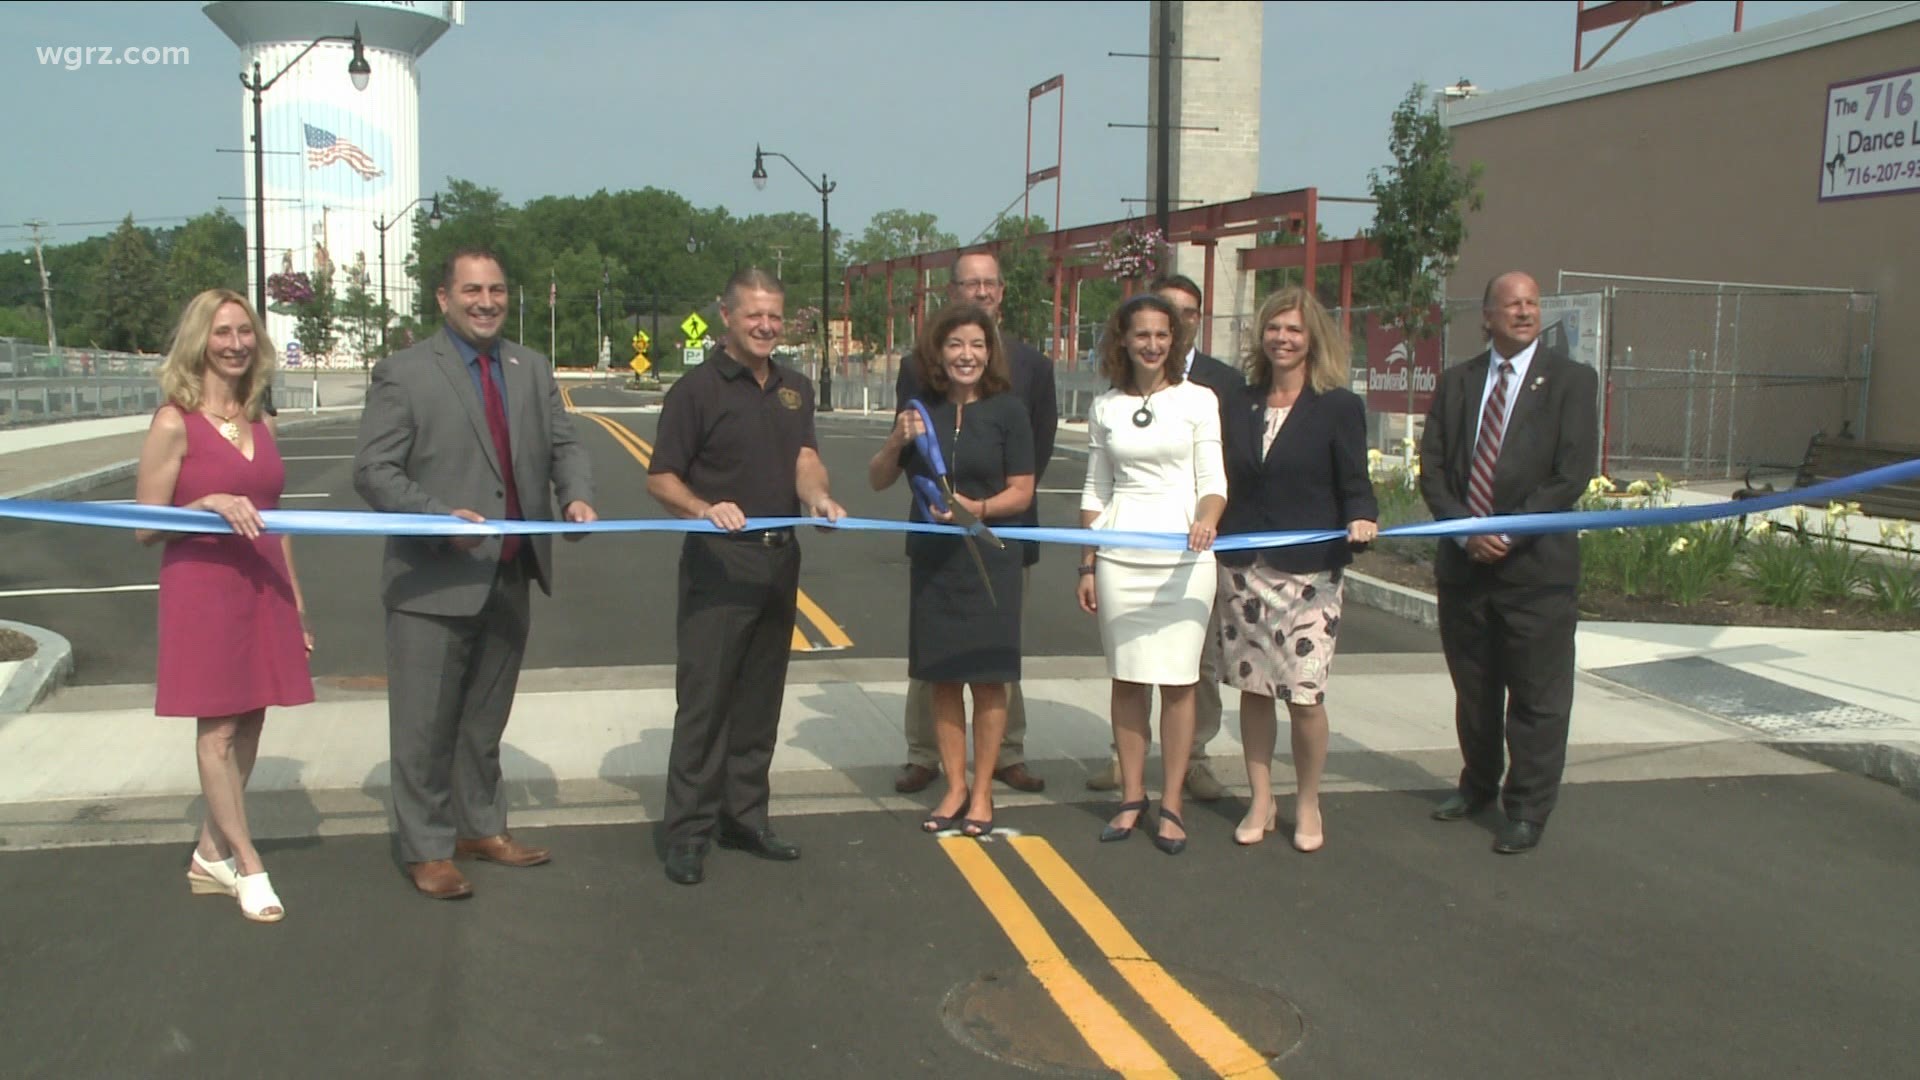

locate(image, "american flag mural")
[[304, 123, 383, 180]]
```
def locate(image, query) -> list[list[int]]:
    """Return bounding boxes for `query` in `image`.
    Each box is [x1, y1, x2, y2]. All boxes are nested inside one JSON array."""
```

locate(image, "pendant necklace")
[[207, 404, 244, 446], [1131, 383, 1162, 428]]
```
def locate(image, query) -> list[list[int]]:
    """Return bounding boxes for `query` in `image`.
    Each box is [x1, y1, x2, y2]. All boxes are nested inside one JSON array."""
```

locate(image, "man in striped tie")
[[1418, 271, 1598, 854]]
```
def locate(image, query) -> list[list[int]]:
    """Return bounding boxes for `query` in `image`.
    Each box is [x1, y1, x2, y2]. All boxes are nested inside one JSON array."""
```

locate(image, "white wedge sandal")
[[186, 851, 239, 897], [235, 872, 285, 923]]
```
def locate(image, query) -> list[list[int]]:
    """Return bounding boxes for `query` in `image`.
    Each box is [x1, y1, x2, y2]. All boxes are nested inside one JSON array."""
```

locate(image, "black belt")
[[714, 528, 794, 548]]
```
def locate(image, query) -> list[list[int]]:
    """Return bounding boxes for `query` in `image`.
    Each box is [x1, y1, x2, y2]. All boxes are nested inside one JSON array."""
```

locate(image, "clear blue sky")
[[0, 0, 1842, 252]]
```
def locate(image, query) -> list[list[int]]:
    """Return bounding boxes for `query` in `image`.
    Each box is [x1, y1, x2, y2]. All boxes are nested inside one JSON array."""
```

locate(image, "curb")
[[0, 620, 74, 714], [1344, 569, 1440, 630], [1768, 739, 1920, 800]]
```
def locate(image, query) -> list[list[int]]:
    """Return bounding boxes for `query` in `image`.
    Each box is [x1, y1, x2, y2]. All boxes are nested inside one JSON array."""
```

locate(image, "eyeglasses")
[[954, 278, 1003, 291]]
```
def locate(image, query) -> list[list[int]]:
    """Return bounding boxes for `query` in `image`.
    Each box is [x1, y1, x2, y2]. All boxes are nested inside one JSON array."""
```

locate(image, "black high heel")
[[921, 814, 956, 834], [1101, 799, 1150, 843], [1153, 807, 1188, 856]]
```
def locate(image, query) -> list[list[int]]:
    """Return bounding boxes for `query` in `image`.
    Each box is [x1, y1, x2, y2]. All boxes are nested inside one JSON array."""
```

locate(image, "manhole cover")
[[941, 962, 1303, 1077]]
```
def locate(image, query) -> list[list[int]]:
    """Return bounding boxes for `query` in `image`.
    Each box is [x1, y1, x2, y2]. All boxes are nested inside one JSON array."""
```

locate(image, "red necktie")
[[475, 354, 523, 562], [1466, 361, 1514, 519]]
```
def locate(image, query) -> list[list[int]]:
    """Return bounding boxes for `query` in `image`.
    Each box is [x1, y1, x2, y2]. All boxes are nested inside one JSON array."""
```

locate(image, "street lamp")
[[237, 25, 371, 327], [373, 193, 442, 358], [752, 144, 836, 411]]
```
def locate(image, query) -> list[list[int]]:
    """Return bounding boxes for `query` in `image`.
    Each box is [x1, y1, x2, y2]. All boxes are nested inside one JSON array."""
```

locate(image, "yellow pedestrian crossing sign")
[[680, 312, 709, 342]]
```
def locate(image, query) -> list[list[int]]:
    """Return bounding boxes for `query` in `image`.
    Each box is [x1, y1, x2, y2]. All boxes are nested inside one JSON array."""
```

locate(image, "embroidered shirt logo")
[[777, 387, 802, 410]]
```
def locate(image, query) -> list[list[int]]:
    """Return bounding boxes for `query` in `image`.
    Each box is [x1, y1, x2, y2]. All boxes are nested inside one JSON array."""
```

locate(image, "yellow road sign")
[[680, 312, 709, 342], [629, 354, 651, 375], [631, 330, 651, 353]]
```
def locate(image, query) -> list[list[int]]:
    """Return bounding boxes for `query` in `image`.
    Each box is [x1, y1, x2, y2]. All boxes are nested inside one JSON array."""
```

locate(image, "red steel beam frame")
[[843, 189, 1388, 359], [1573, 1, 1752, 72]]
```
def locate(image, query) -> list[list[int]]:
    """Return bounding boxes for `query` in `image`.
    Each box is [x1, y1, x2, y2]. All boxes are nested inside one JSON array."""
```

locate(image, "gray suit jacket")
[[353, 328, 594, 616]]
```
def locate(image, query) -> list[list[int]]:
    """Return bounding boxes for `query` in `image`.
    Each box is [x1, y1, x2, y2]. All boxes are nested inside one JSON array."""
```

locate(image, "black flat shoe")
[[663, 840, 708, 886], [1152, 807, 1188, 856], [716, 825, 801, 861], [1101, 799, 1150, 843], [1494, 819, 1545, 854], [1431, 790, 1494, 822]]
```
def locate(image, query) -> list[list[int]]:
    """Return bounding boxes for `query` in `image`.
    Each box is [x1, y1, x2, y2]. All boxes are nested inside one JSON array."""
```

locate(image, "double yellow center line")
[[940, 834, 1281, 1079], [569, 400, 852, 652]]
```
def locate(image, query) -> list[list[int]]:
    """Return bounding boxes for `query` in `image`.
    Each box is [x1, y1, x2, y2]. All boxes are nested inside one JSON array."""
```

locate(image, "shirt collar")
[[711, 344, 782, 386], [1183, 346, 1196, 375], [1490, 337, 1540, 380], [448, 331, 496, 367]]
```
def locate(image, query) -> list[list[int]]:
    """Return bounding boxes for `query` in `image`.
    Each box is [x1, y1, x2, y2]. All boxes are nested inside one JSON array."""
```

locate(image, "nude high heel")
[[1234, 802, 1278, 846]]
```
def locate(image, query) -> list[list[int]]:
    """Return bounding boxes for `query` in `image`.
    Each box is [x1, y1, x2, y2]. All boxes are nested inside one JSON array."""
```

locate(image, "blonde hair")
[[158, 289, 277, 419], [1243, 286, 1349, 394]]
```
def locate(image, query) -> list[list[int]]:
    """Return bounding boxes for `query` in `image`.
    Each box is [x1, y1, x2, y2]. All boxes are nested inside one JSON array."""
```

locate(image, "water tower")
[[204, 1, 461, 360]]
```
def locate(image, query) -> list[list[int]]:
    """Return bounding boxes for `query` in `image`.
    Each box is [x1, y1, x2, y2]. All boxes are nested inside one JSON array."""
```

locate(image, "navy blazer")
[[1218, 382, 1378, 574]]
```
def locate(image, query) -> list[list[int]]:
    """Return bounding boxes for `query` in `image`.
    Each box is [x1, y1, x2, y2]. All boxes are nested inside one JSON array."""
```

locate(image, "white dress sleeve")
[[1190, 386, 1228, 502], [1080, 394, 1113, 514]]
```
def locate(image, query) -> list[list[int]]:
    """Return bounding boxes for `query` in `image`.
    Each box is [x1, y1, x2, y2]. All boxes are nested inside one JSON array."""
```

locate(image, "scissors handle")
[[906, 399, 948, 477]]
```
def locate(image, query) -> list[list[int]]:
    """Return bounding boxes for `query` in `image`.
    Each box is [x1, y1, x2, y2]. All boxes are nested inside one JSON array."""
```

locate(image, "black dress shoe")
[[664, 841, 708, 885], [1494, 819, 1545, 854], [717, 825, 801, 862], [1431, 790, 1494, 821]]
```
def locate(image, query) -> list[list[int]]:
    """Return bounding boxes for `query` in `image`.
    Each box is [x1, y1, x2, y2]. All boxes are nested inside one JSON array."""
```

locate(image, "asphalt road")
[[0, 401, 1438, 688], [2, 772, 1914, 1079]]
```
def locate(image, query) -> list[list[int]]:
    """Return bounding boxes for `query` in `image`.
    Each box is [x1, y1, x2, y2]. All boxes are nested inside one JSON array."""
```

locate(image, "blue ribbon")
[[3, 457, 1915, 551]]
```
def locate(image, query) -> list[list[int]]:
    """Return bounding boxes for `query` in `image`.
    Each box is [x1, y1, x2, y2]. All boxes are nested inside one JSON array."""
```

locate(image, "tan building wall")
[[1446, 6, 1919, 464]]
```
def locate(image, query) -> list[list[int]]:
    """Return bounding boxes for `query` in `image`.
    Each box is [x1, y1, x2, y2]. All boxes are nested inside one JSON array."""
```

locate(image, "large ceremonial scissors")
[[907, 398, 1004, 605]]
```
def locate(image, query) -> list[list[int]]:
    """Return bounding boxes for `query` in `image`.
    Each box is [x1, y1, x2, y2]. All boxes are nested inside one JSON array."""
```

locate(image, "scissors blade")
[[940, 477, 1006, 550], [961, 533, 998, 608]]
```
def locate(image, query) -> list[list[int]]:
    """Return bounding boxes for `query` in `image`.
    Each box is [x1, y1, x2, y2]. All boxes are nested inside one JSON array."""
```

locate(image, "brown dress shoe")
[[454, 833, 551, 867], [894, 763, 939, 794], [408, 860, 473, 900], [994, 763, 1046, 793]]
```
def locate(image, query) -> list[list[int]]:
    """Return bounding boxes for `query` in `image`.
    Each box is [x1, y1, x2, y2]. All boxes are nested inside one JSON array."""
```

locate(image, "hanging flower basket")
[[1102, 227, 1165, 281], [266, 272, 314, 315]]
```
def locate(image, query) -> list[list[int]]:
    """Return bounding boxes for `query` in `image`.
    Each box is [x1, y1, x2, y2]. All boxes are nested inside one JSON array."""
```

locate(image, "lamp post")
[[237, 26, 371, 325], [373, 193, 441, 361], [752, 144, 836, 411]]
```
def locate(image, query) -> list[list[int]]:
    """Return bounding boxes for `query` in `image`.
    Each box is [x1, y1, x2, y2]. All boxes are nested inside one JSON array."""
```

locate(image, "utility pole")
[[26, 220, 58, 350]]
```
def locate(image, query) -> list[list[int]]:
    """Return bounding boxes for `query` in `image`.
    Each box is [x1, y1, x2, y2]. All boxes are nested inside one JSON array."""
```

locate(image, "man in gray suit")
[[354, 247, 597, 899]]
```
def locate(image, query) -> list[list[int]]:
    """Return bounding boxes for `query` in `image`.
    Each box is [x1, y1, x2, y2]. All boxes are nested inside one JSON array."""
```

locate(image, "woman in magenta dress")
[[134, 289, 314, 924]]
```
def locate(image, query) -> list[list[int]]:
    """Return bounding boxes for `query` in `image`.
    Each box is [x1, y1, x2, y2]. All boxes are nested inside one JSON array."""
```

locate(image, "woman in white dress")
[[1076, 293, 1228, 855]]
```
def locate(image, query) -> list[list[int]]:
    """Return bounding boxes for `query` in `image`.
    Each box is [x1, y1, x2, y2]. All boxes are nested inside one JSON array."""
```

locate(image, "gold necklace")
[[206, 404, 244, 445]]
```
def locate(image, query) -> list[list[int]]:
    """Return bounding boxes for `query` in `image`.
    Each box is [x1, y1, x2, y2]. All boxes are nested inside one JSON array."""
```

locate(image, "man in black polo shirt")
[[646, 267, 847, 886], [890, 251, 1059, 796]]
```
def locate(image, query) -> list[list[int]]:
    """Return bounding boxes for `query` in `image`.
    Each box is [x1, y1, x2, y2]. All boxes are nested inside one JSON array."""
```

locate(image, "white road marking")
[[0, 584, 157, 599]]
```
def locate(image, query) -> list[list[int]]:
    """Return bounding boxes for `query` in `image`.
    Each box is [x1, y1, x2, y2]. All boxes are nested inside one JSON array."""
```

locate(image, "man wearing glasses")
[[891, 251, 1060, 796]]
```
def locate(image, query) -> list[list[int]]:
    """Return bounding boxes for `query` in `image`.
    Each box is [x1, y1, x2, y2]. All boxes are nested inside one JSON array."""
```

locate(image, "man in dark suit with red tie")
[[1418, 271, 1598, 854]]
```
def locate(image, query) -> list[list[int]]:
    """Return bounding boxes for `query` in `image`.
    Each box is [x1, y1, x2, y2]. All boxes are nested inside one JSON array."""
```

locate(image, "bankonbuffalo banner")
[[1365, 311, 1442, 415]]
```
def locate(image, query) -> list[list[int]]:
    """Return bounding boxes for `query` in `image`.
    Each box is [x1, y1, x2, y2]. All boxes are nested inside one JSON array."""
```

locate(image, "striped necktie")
[[1466, 361, 1514, 519]]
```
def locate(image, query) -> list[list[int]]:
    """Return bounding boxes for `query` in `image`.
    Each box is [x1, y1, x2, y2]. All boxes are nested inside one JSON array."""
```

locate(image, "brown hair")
[[914, 303, 1010, 398], [1097, 293, 1191, 392], [1242, 286, 1350, 394], [158, 289, 276, 420]]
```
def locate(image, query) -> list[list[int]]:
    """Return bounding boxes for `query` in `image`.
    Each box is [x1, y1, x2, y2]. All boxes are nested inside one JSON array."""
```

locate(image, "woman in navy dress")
[[870, 304, 1034, 838]]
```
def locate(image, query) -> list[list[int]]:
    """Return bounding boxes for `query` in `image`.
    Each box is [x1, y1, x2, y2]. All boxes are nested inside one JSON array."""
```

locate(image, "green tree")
[[292, 266, 336, 358], [334, 254, 381, 368], [990, 215, 1054, 348], [1362, 83, 1484, 343], [161, 209, 246, 310], [95, 215, 168, 352]]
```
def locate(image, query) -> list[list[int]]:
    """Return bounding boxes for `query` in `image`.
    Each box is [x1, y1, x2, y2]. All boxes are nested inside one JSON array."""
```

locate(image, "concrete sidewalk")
[[3, 410, 1917, 853]]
